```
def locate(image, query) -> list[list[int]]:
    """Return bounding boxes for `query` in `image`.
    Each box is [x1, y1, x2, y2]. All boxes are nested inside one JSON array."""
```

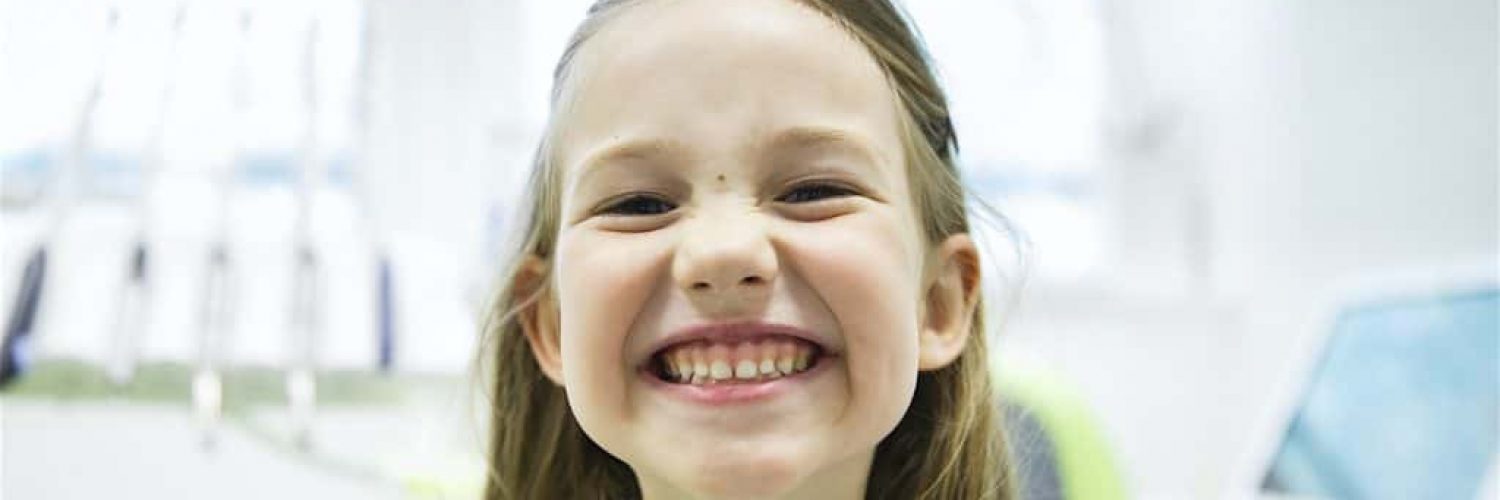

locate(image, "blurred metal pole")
[[194, 7, 252, 450], [193, 245, 230, 449], [352, 0, 397, 373], [287, 17, 323, 451], [109, 2, 187, 388]]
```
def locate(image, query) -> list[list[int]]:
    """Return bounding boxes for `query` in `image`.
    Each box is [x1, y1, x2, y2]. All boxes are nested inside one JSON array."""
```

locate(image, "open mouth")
[[647, 336, 825, 385]]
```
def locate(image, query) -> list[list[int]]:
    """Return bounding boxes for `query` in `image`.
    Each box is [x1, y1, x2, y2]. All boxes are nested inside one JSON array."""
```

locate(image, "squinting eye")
[[776, 183, 857, 204], [599, 194, 677, 216]]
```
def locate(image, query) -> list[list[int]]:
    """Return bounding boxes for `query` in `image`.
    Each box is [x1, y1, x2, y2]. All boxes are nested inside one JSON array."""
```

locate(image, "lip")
[[638, 355, 836, 406], [640, 320, 837, 365]]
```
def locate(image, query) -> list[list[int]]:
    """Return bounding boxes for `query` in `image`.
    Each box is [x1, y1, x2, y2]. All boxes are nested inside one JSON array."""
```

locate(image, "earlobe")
[[917, 234, 982, 371], [516, 256, 566, 385]]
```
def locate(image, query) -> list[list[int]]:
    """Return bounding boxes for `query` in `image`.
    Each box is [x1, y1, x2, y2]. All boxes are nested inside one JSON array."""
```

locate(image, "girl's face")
[[526, 0, 976, 497]]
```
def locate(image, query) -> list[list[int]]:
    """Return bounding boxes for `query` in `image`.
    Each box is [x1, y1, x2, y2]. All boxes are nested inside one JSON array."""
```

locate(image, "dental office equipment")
[[3, 7, 120, 388], [348, 2, 397, 373], [193, 245, 232, 449], [108, 3, 187, 388], [1230, 262, 1499, 499], [1, 249, 45, 387], [287, 18, 324, 450], [193, 8, 252, 449]]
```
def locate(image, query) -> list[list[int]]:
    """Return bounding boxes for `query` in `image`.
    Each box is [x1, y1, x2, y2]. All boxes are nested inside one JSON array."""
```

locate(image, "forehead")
[[553, 0, 904, 174]]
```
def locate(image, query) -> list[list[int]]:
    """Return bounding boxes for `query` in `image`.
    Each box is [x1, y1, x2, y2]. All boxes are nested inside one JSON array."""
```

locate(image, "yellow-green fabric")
[[995, 355, 1129, 500]]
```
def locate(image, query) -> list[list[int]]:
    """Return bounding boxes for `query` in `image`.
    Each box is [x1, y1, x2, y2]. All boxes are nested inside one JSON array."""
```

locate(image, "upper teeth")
[[660, 339, 815, 384]]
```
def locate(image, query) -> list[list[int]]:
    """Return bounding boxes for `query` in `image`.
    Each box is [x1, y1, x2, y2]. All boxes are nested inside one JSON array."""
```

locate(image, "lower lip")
[[639, 356, 835, 406]]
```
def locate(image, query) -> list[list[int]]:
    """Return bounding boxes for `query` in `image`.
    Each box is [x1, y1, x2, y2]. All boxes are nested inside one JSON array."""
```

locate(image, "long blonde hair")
[[480, 1, 1015, 498]]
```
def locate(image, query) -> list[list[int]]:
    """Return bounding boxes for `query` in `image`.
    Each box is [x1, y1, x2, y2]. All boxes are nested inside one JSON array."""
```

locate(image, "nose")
[[672, 210, 778, 314]]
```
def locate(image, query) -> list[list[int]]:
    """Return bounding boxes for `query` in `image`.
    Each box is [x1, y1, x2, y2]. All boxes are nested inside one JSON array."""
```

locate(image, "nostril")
[[688, 276, 765, 292]]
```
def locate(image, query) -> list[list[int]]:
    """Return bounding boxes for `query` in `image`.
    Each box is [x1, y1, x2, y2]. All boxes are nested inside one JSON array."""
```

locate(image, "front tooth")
[[691, 349, 709, 383], [708, 345, 732, 381], [759, 342, 779, 377], [732, 343, 758, 379], [735, 360, 758, 379], [710, 361, 733, 380], [794, 351, 809, 371], [759, 359, 777, 377]]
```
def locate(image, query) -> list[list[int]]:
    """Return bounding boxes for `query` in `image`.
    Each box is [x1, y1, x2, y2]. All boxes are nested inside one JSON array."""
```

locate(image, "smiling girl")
[[481, 0, 1015, 498]]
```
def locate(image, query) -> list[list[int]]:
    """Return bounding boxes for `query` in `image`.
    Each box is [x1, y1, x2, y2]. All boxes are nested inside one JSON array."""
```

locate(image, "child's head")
[[483, 0, 1012, 498]]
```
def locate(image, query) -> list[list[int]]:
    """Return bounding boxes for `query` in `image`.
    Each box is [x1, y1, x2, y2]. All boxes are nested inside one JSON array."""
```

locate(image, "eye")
[[598, 194, 677, 216], [776, 182, 857, 204]]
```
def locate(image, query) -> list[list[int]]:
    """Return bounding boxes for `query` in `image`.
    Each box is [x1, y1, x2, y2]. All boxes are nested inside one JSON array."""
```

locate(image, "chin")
[[679, 449, 809, 499]]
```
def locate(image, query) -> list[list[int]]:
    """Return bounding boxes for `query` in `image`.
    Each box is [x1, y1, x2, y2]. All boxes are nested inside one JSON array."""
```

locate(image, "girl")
[[482, 0, 1015, 498]]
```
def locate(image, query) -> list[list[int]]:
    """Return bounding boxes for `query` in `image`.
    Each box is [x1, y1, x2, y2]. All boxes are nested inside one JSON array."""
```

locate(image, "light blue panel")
[[1265, 290, 1499, 499]]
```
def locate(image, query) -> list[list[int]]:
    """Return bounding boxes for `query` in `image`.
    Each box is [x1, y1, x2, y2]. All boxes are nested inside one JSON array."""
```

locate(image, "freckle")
[[717, 174, 725, 182]]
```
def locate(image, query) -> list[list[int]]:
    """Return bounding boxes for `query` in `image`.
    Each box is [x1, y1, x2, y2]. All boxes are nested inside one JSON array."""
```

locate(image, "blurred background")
[[0, 0, 1494, 498]]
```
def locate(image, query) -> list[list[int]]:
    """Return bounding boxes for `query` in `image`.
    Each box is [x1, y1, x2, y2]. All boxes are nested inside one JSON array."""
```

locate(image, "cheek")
[[553, 229, 671, 426], [779, 209, 925, 431]]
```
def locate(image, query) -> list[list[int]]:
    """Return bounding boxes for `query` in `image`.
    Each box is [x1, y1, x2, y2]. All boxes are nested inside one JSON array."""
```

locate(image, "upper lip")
[[642, 321, 835, 363]]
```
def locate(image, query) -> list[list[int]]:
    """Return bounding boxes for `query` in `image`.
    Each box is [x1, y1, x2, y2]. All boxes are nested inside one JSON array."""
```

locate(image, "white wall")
[[1278, 0, 1497, 287]]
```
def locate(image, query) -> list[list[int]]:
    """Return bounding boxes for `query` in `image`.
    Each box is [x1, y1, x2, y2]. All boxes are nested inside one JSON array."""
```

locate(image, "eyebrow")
[[570, 126, 887, 190], [760, 126, 890, 186], [571, 137, 690, 190], [584, 138, 686, 167], [758, 126, 884, 165]]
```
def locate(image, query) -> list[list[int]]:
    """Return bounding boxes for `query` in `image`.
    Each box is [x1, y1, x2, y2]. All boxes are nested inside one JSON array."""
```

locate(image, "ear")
[[918, 234, 982, 371], [516, 255, 565, 385]]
